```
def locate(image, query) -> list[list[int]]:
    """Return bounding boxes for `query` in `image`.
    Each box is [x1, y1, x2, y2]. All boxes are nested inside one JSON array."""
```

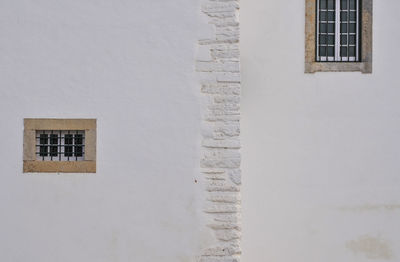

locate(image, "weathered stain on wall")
[[346, 235, 394, 260], [339, 204, 400, 212]]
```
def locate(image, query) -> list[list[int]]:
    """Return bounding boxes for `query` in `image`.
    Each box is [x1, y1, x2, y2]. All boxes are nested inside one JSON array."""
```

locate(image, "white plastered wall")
[[241, 0, 400, 262], [0, 1, 214, 261]]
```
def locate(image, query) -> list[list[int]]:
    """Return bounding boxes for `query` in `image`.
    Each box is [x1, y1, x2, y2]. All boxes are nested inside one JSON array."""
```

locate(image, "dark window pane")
[[349, 11, 357, 21], [65, 134, 73, 145], [74, 134, 83, 145], [340, 35, 347, 45], [328, 23, 335, 33], [340, 23, 347, 33], [320, 11, 327, 21], [75, 146, 83, 157], [327, 11, 335, 21], [74, 134, 84, 158], [50, 146, 58, 157], [319, 35, 327, 44], [349, 35, 356, 44], [349, 23, 356, 33], [340, 11, 347, 21], [65, 146, 73, 157], [319, 46, 327, 56], [50, 134, 58, 145], [328, 0, 335, 9], [340, 47, 348, 56], [341, 0, 348, 10], [350, 0, 356, 9], [327, 46, 335, 56], [40, 134, 48, 145], [40, 146, 48, 157], [327, 35, 335, 45], [349, 46, 356, 56], [319, 23, 327, 33], [320, 0, 327, 9]]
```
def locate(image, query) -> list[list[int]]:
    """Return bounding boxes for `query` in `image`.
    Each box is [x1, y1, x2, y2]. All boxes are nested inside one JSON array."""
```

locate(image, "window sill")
[[305, 61, 372, 73], [23, 160, 96, 173]]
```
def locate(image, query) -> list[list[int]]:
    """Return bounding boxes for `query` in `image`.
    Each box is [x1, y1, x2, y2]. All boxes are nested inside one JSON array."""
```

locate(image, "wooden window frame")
[[305, 0, 372, 73], [23, 119, 96, 173]]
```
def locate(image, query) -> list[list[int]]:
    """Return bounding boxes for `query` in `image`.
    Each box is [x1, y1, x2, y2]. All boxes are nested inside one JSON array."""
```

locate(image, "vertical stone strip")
[[197, 1, 241, 261]]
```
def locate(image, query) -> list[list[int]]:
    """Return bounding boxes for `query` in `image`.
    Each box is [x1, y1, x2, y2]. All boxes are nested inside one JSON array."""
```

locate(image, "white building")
[[0, 0, 399, 261]]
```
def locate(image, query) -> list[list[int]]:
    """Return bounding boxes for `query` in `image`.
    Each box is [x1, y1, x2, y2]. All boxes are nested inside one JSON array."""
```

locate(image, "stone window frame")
[[305, 0, 372, 73], [23, 119, 96, 173]]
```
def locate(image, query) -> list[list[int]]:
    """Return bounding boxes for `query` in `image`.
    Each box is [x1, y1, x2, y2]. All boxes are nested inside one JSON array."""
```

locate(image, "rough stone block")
[[202, 3, 239, 14]]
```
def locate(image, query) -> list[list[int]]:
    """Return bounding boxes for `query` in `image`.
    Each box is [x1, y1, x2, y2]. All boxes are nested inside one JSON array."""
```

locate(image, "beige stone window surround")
[[23, 119, 96, 173], [305, 0, 372, 73]]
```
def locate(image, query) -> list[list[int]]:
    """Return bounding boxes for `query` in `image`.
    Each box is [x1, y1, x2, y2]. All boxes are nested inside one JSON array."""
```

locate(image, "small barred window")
[[36, 130, 85, 161]]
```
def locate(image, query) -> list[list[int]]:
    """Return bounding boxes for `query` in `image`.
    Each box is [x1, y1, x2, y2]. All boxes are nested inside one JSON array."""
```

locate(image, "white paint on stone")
[[197, 0, 241, 260]]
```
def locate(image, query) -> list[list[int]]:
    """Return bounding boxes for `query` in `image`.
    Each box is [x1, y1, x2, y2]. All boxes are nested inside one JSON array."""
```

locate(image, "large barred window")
[[305, 0, 372, 73], [316, 0, 360, 62]]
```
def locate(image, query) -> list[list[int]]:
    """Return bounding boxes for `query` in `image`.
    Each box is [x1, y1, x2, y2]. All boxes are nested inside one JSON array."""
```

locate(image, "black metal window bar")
[[36, 130, 85, 161], [316, 0, 360, 62]]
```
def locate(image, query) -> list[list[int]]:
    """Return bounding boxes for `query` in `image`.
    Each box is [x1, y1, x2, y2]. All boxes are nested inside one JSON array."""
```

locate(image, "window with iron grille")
[[316, 0, 360, 62], [36, 130, 85, 161]]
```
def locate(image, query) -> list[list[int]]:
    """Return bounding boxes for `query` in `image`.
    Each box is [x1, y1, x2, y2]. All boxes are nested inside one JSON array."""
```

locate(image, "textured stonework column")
[[196, 0, 241, 261]]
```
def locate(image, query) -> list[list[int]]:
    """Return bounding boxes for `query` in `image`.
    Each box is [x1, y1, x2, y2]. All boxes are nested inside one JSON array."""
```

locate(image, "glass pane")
[[320, 11, 327, 21], [327, 46, 335, 56], [349, 23, 356, 33], [349, 35, 356, 44], [340, 11, 347, 21], [327, 11, 335, 21], [65, 134, 73, 145], [327, 35, 335, 45], [50, 134, 58, 145], [350, 0, 356, 9], [319, 46, 327, 56], [349, 11, 357, 21], [340, 35, 347, 45], [40, 134, 48, 145], [75, 134, 83, 145], [341, 0, 348, 10], [340, 23, 347, 33], [320, 23, 327, 33], [320, 0, 327, 9], [50, 146, 58, 157], [349, 46, 356, 56], [65, 134, 73, 157], [319, 35, 327, 44], [340, 47, 348, 56], [328, 0, 335, 9], [328, 23, 335, 33], [65, 146, 73, 157], [75, 146, 83, 157], [40, 146, 48, 157]]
